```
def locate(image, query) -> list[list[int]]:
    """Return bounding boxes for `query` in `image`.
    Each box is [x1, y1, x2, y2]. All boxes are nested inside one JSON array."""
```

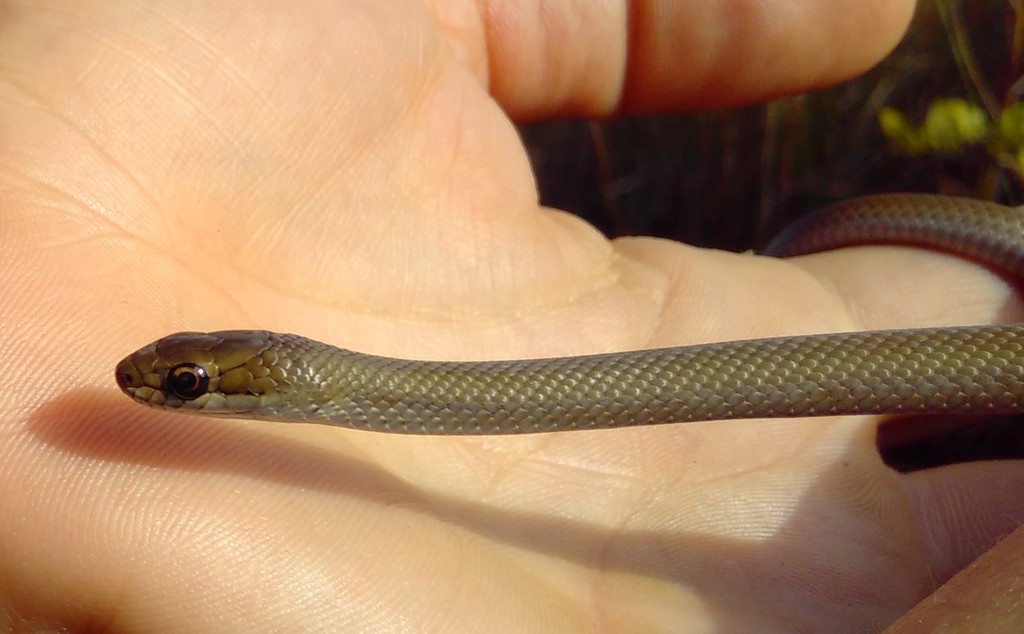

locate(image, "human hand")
[[3, 1, 1019, 631]]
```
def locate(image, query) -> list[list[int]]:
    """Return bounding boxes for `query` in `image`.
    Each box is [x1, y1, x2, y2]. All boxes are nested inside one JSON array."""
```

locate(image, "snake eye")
[[166, 363, 209, 401]]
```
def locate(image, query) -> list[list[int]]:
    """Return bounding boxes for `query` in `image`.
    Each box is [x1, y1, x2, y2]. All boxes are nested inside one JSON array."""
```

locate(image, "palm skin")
[[2, 1, 1022, 631]]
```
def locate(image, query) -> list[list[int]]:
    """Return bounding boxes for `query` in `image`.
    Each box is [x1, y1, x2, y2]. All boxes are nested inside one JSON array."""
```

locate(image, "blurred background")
[[520, 0, 1024, 470]]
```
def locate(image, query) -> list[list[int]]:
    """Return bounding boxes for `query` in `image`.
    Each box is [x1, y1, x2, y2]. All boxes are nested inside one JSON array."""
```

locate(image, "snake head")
[[115, 330, 285, 417]]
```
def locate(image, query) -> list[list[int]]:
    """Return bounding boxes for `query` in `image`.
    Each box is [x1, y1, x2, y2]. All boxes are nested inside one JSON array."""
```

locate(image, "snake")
[[114, 194, 1024, 434]]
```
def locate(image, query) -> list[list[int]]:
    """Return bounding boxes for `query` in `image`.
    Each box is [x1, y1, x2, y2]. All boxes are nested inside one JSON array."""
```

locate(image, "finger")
[[477, 0, 917, 117]]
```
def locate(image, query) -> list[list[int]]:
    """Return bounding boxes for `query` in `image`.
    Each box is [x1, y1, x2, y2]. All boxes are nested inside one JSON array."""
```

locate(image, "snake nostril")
[[115, 358, 142, 391]]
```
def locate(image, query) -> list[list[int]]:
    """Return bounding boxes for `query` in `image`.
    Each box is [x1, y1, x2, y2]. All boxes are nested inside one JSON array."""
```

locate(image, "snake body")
[[115, 194, 1024, 434]]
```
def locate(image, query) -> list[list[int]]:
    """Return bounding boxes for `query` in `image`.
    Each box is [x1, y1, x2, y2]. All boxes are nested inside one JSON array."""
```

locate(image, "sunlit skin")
[[2, 0, 1022, 631]]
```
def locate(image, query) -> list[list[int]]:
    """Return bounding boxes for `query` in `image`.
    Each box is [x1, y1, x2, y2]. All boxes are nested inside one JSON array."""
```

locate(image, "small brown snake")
[[115, 194, 1024, 434]]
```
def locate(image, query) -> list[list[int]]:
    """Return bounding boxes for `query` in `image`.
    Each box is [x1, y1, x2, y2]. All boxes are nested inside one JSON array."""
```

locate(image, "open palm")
[[2, 1, 1021, 631]]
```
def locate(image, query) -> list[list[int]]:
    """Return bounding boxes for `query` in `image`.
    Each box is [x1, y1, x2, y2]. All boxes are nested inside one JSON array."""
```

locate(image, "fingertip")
[[620, 0, 917, 112]]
